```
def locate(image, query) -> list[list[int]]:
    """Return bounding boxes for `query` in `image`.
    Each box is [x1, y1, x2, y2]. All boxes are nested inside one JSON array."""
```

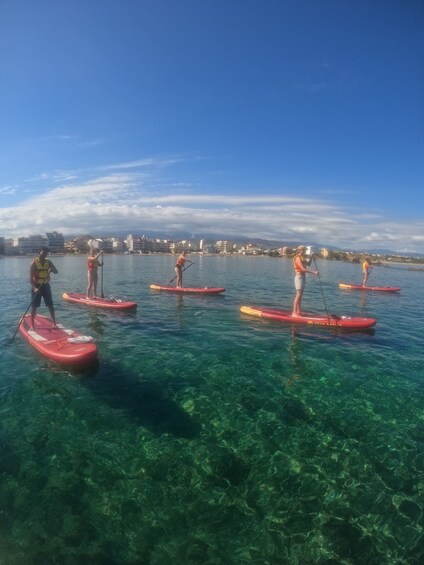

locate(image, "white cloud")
[[99, 157, 185, 171], [0, 185, 17, 196], [1, 165, 423, 254]]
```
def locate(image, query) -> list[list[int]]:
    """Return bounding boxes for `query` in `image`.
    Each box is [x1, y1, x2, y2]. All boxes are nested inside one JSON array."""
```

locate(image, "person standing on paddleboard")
[[362, 257, 372, 287], [30, 247, 58, 329], [86, 250, 103, 299], [291, 245, 318, 317], [175, 251, 194, 288]]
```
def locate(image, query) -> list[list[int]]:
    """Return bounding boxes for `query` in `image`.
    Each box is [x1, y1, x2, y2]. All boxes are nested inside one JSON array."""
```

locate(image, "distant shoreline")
[[3, 253, 424, 266]]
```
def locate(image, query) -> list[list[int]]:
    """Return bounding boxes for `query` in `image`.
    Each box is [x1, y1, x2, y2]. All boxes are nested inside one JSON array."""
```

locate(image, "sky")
[[0, 0, 423, 253]]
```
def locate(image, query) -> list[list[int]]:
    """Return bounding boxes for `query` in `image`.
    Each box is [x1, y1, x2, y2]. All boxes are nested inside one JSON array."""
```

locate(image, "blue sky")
[[0, 0, 423, 253]]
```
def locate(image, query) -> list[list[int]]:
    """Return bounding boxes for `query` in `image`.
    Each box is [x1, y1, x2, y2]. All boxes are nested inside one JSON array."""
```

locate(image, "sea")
[[0, 254, 423, 564]]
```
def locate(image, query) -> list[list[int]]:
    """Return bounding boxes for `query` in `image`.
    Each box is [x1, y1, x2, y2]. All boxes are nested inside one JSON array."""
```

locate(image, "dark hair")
[[40, 246, 49, 253]]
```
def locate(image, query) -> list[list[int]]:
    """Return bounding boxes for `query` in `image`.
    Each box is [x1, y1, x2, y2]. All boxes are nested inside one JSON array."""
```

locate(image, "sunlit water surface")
[[1, 255, 423, 564]]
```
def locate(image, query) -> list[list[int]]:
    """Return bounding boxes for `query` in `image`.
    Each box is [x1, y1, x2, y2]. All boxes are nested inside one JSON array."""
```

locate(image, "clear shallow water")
[[1, 255, 423, 564]]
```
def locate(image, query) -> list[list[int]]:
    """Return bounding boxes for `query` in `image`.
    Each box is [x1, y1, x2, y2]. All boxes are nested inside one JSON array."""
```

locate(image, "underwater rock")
[[283, 397, 314, 423], [322, 517, 378, 561], [213, 451, 251, 487], [399, 499, 423, 522]]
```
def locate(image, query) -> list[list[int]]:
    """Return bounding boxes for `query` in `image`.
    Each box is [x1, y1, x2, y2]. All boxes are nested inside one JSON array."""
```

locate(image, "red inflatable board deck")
[[240, 305, 376, 329], [339, 283, 400, 292], [150, 284, 225, 295], [19, 314, 98, 366], [63, 292, 137, 310]]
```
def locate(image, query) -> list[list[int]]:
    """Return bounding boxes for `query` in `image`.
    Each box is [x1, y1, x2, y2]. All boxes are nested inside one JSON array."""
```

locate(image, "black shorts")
[[32, 284, 53, 308]]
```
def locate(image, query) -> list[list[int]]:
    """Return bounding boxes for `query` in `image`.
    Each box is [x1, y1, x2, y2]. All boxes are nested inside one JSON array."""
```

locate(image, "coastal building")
[[152, 239, 171, 253], [17, 235, 48, 255], [280, 247, 291, 256], [216, 240, 238, 254], [168, 241, 178, 254], [3, 232, 66, 255], [4, 238, 17, 255], [125, 234, 172, 253], [242, 243, 264, 255], [97, 239, 114, 253], [111, 238, 126, 252], [125, 234, 142, 253], [46, 231, 65, 253], [202, 242, 216, 254], [169, 240, 201, 253], [305, 246, 319, 256], [65, 237, 91, 254]]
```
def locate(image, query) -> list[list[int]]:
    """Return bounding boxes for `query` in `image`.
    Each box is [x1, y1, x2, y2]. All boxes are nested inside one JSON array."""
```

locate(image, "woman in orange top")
[[291, 245, 318, 317], [86, 250, 103, 299], [362, 257, 372, 286], [175, 251, 194, 288]]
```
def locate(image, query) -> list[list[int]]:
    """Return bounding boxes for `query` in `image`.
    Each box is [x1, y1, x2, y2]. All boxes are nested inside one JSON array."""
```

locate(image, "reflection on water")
[[0, 255, 422, 563]]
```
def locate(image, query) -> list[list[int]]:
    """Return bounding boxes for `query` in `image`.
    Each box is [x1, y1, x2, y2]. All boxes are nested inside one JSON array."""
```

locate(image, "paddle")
[[313, 256, 331, 322], [10, 269, 51, 342], [168, 261, 195, 284], [100, 251, 104, 298]]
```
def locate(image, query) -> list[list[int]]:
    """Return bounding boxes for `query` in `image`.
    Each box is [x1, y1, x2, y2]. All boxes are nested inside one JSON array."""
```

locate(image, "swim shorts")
[[32, 283, 53, 308], [294, 273, 305, 291]]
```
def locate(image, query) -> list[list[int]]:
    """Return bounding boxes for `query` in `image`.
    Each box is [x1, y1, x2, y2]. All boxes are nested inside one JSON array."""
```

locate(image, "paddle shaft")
[[313, 257, 330, 321], [168, 261, 195, 284], [100, 251, 104, 298], [10, 269, 51, 342]]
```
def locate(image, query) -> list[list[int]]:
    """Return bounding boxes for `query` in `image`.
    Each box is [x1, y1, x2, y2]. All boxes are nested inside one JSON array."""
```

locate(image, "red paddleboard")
[[19, 314, 98, 366], [240, 306, 376, 329], [63, 292, 137, 310], [150, 284, 225, 295], [339, 283, 400, 292]]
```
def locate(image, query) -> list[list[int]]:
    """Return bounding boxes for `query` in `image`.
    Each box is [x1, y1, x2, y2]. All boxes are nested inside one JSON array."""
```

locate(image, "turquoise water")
[[1, 255, 423, 564]]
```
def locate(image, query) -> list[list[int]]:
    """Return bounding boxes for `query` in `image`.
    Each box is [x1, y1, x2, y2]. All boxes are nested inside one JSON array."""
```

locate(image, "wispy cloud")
[[27, 170, 80, 183], [49, 135, 76, 141], [1, 161, 423, 253], [99, 157, 186, 171], [78, 138, 106, 147], [41, 134, 105, 147], [0, 185, 17, 196]]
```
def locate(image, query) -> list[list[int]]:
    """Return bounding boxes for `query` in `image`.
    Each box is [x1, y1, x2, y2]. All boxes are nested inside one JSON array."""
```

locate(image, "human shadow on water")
[[80, 360, 201, 439], [87, 311, 106, 336]]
